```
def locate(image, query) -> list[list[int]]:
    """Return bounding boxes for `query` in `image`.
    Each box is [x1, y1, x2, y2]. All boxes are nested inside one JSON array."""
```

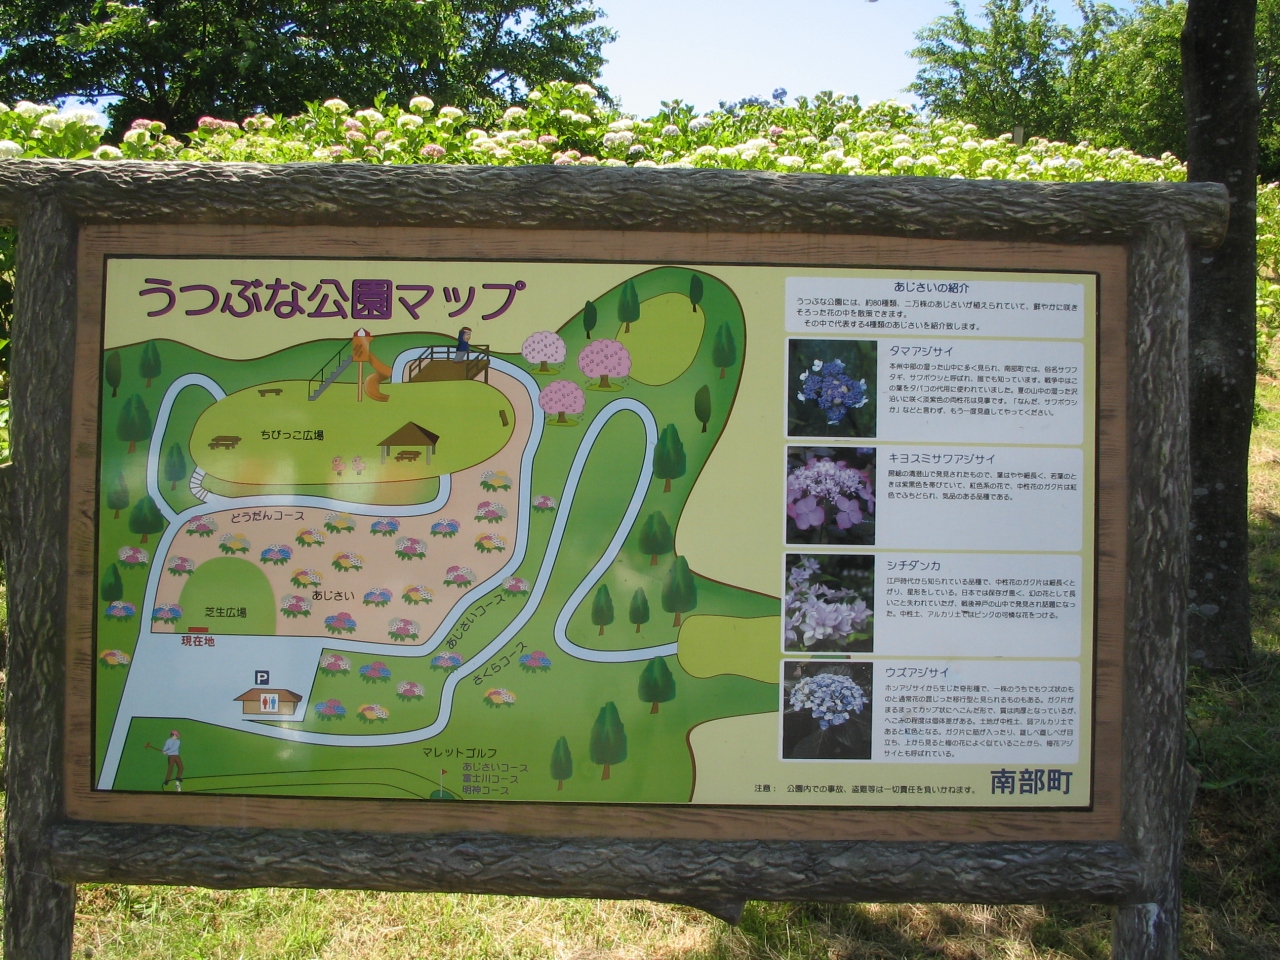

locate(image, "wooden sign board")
[[0, 163, 1226, 960]]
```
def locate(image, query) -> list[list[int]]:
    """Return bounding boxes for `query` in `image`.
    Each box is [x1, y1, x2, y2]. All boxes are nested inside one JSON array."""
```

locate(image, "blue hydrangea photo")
[[782, 660, 873, 760], [787, 338, 877, 438]]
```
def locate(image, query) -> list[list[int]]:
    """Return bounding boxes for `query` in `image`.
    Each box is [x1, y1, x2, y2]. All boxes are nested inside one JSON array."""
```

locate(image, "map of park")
[[95, 266, 783, 803]]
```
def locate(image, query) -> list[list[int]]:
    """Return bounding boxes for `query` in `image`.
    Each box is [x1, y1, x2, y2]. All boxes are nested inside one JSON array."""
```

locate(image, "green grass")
[[176, 556, 277, 635]]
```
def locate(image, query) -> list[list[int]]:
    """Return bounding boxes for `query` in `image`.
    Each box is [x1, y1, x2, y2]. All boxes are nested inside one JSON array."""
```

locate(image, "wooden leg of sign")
[[2, 194, 79, 958], [1113, 885, 1180, 960]]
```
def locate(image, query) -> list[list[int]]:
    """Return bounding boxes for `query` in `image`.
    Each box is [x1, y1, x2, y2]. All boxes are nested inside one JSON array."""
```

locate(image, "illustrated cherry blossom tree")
[[538, 380, 585, 424], [521, 330, 566, 373], [577, 338, 631, 389]]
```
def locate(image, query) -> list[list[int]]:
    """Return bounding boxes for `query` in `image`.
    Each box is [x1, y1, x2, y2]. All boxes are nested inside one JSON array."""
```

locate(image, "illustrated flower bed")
[[480, 470, 513, 492], [519, 650, 552, 672], [396, 681, 425, 700], [388, 618, 421, 642], [332, 551, 364, 572], [430, 518, 460, 538], [789, 673, 867, 729], [483, 688, 516, 707], [219, 532, 250, 555], [99, 649, 131, 667], [474, 532, 506, 554], [532, 495, 557, 513], [402, 584, 433, 605], [291, 568, 322, 588], [314, 698, 346, 719], [324, 611, 357, 635], [502, 577, 530, 596], [474, 501, 508, 523], [260, 543, 292, 565], [151, 602, 183, 624], [166, 556, 195, 576], [295, 527, 325, 547], [394, 537, 426, 561], [118, 545, 149, 569], [443, 565, 475, 587], [363, 587, 393, 607], [324, 512, 356, 534], [104, 601, 136, 621], [797, 358, 870, 426], [370, 517, 401, 536], [431, 652, 464, 671], [185, 515, 217, 537], [280, 594, 312, 618], [356, 703, 390, 722], [359, 661, 391, 682], [319, 653, 351, 674]]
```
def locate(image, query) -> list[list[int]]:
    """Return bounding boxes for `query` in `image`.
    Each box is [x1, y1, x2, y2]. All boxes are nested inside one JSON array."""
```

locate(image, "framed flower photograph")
[[781, 660, 874, 760], [785, 445, 876, 546], [788, 338, 877, 438]]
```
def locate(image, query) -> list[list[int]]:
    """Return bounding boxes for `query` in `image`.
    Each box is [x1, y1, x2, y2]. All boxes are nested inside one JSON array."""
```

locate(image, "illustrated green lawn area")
[[191, 378, 514, 488], [177, 556, 277, 634], [614, 292, 705, 385]]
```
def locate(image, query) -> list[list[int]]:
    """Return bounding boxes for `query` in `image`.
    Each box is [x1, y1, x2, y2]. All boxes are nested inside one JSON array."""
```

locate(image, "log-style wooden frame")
[[0, 161, 1226, 960]]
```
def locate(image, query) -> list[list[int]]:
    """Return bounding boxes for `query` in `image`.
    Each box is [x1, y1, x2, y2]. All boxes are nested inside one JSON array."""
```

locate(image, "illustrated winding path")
[[99, 352, 676, 787]]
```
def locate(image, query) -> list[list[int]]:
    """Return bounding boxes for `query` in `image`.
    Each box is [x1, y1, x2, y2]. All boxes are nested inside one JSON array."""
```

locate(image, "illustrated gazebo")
[[379, 422, 440, 465]]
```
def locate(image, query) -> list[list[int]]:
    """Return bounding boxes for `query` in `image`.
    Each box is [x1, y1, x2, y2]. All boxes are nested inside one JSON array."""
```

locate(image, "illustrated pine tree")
[[689, 273, 703, 313], [139, 341, 162, 388], [591, 584, 614, 635], [550, 736, 573, 790], [694, 385, 711, 433], [582, 299, 597, 339], [662, 555, 698, 627], [99, 563, 123, 603], [129, 495, 165, 544], [712, 323, 737, 379], [104, 351, 122, 398], [637, 511, 673, 565], [618, 279, 640, 333], [638, 656, 676, 713], [163, 444, 188, 491], [629, 588, 650, 633], [589, 701, 627, 780], [106, 471, 130, 519], [652, 424, 686, 493], [117, 394, 152, 454]]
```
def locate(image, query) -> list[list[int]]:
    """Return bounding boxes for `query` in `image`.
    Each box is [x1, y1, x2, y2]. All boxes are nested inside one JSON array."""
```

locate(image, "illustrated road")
[[99, 352, 678, 788]]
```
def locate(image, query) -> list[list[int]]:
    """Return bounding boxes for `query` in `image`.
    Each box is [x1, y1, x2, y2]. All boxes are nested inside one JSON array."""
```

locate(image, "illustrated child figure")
[[162, 729, 183, 789], [454, 326, 472, 361], [351, 455, 365, 476], [332, 456, 345, 477]]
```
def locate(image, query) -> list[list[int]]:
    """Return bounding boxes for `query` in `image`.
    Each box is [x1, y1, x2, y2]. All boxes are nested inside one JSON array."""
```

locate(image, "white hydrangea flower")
[[627, 144, 645, 155], [980, 158, 1002, 172], [689, 116, 713, 132], [961, 140, 980, 150], [717, 145, 738, 158], [409, 96, 434, 113], [354, 108, 383, 122], [891, 133, 912, 146], [833, 122, 850, 134], [892, 155, 914, 168], [503, 106, 526, 121], [694, 144, 716, 157], [558, 109, 575, 119], [776, 155, 805, 169], [962, 123, 978, 132], [64, 109, 101, 127], [15, 101, 52, 118], [917, 154, 940, 166], [602, 158, 627, 166], [571, 113, 591, 124], [799, 135, 819, 146], [821, 149, 843, 163], [661, 124, 681, 138], [122, 129, 149, 144], [38, 113, 68, 132], [939, 136, 959, 147], [634, 159, 658, 168], [1066, 157, 1084, 169], [740, 148, 759, 161], [397, 114, 423, 129], [0, 140, 23, 159], [437, 106, 464, 120], [843, 156, 863, 169], [466, 128, 486, 140], [323, 98, 350, 112], [602, 130, 634, 147], [527, 90, 543, 101], [0, 103, 9, 114], [572, 83, 597, 97], [92, 144, 123, 160]]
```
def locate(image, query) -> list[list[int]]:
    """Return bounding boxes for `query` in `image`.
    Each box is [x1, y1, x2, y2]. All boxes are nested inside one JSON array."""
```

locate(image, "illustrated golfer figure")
[[161, 729, 184, 789]]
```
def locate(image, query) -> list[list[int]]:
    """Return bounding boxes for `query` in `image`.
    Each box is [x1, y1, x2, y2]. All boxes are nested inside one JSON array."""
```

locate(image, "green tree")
[[0, 0, 615, 137], [637, 511, 673, 565], [139, 341, 161, 387], [617, 279, 640, 333], [99, 562, 123, 603], [163, 443, 187, 491], [652, 423, 686, 493], [689, 273, 703, 313], [128, 494, 165, 544], [712, 323, 737, 379], [104, 350, 121, 398], [628, 587, 650, 633], [550, 735, 573, 790], [106, 471, 129, 519], [661, 555, 697, 627], [694, 384, 711, 433], [582, 299, 597, 339], [637, 656, 676, 713], [590, 583, 614, 635], [588, 701, 626, 779], [117, 394, 152, 454]]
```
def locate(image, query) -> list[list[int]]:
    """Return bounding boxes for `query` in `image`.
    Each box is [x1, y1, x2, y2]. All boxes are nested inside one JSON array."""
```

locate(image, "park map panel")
[[91, 258, 1096, 807]]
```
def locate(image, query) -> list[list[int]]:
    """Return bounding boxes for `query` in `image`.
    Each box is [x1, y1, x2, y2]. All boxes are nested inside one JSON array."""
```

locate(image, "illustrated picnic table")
[[394, 450, 421, 462], [258, 388, 283, 396], [208, 435, 241, 450]]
